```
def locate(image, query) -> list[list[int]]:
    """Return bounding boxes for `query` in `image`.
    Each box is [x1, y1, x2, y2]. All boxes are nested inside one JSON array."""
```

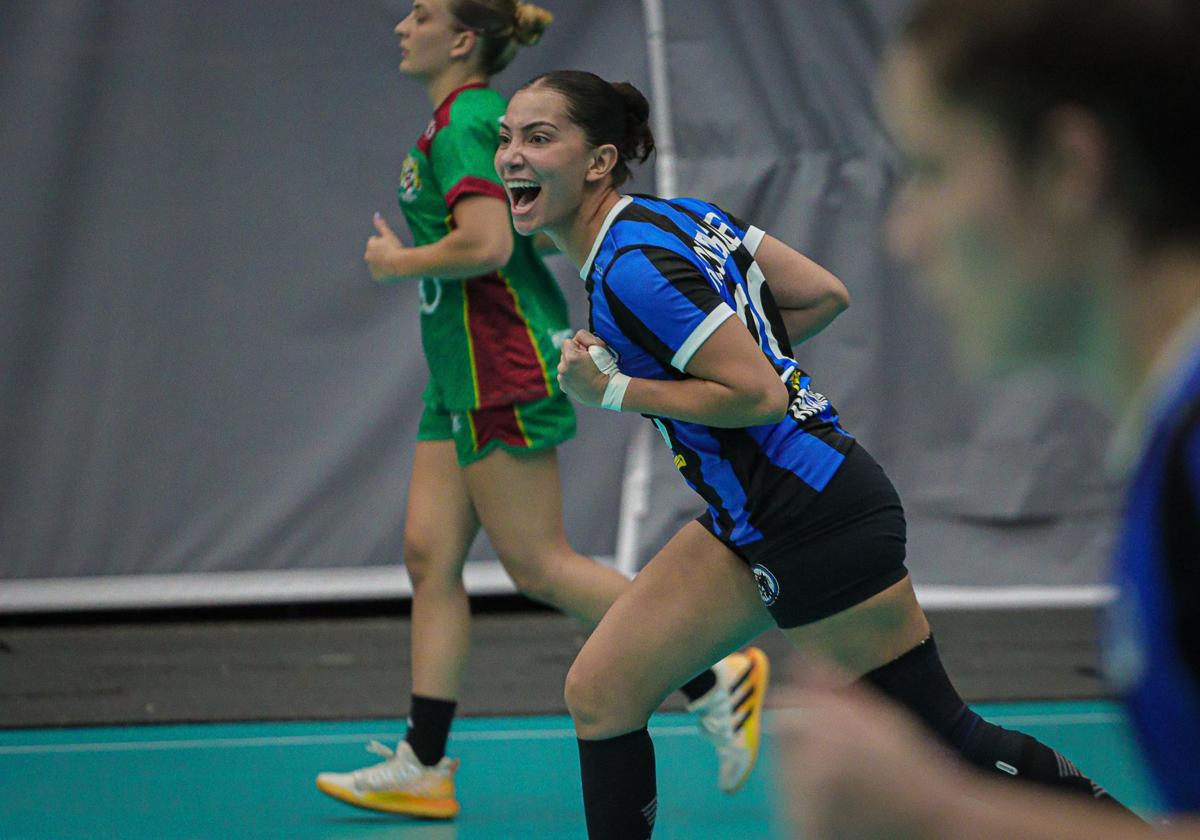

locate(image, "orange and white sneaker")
[[687, 647, 770, 794], [315, 740, 460, 819]]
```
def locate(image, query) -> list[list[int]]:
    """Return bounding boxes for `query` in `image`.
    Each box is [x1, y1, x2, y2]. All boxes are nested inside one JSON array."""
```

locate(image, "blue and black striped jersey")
[[582, 194, 855, 552]]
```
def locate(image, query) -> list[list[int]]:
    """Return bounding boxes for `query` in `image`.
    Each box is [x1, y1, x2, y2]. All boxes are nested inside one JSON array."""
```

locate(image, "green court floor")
[[0, 701, 1161, 839]]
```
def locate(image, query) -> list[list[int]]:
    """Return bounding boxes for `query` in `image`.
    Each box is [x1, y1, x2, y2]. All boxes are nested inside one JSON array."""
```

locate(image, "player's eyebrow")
[[498, 119, 560, 132]]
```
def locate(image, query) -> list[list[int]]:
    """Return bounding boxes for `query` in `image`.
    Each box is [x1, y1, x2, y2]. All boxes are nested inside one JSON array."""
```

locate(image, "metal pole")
[[614, 0, 677, 577], [641, 0, 677, 198]]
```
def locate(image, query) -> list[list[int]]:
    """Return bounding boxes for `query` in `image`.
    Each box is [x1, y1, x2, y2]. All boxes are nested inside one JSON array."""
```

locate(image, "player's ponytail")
[[520, 71, 656, 187], [450, 0, 553, 76], [513, 2, 553, 46], [611, 81, 656, 175]]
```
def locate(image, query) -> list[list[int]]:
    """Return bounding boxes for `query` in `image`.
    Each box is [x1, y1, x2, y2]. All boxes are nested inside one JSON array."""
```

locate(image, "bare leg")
[[564, 522, 774, 839], [566, 522, 776, 738], [467, 447, 760, 796], [313, 440, 479, 815], [405, 440, 480, 700], [565, 521, 929, 739], [779, 574, 930, 680], [464, 447, 630, 628]]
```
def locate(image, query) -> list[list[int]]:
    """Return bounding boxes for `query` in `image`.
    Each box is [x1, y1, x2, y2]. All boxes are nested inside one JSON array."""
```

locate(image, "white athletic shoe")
[[315, 740, 460, 819], [687, 647, 770, 794]]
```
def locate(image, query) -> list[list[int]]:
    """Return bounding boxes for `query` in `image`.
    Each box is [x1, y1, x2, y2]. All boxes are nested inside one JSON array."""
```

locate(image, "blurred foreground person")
[[780, 0, 1200, 836]]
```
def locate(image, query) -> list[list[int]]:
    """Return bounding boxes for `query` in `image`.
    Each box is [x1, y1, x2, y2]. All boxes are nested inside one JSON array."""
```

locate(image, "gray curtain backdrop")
[[627, 0, 1121, 586], [2, 0, 1118, 596], [1, 0, 646, 584]]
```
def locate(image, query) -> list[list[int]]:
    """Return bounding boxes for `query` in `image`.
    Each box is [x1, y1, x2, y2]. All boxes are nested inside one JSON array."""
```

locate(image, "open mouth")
[[506, 180, 542, 215]]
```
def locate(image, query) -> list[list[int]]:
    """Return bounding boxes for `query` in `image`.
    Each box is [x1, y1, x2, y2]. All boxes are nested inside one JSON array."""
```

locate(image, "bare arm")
[[365, 194, 514, 282], [557, 319, 789, 428], [934, 776, 1189, 840], [778, 679, 1173, 840], [753, 233, 850, 344]]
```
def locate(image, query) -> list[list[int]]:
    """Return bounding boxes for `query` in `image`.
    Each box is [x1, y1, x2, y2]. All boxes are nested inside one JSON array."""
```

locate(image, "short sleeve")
[[430, 111, 507, 209], [602, 246, 734, 371]]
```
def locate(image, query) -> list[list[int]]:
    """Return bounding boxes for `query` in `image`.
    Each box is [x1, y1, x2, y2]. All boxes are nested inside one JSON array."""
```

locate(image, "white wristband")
[[601, 372, 631, 411], [588, 344, 629, 411]]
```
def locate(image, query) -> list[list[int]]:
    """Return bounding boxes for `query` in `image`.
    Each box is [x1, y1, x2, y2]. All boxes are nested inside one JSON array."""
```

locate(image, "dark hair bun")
[[518, 70, 656, 186], [611, 81, 655, 165]]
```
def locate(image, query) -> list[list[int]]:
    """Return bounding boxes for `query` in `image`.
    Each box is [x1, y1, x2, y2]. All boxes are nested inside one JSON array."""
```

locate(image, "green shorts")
[[417, 392, 577, 467]]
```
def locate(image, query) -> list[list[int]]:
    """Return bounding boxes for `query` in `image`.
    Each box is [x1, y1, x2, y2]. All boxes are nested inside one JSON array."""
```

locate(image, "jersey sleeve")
[[430, 109, 507, 209], [601, 246, 735, 371]]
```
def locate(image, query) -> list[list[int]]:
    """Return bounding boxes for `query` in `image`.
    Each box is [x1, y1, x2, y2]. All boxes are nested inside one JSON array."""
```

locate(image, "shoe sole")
[[724, 646, 770, 795], [315, 777, 460, 819]]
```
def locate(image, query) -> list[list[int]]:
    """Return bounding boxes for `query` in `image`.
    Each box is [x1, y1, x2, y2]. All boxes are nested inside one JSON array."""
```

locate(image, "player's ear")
[[449, 28, 478, 62], [585, 144, 619, 183]]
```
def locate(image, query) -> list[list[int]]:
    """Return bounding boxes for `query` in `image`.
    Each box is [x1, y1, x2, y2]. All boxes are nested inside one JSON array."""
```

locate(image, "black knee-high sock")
[[405, 694, 457, 766], [861, 637, 1136, 815], [578, 729, 657, 839], [679, 668, 717, 703]]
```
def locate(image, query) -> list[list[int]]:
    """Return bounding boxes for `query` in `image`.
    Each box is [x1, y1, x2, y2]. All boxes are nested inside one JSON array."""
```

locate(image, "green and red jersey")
[[398, 82, 569, 411]]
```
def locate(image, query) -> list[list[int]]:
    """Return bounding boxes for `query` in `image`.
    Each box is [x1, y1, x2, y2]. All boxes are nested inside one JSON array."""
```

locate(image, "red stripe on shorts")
[[470, 404, 528, 449], [465, 272, 550, 406]]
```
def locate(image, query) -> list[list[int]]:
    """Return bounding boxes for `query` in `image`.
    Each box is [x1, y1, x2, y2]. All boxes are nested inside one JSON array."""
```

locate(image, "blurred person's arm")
[[778, 679, 1188, 840], [935, 772, 1196, 840], [752, 234, 850, 345]]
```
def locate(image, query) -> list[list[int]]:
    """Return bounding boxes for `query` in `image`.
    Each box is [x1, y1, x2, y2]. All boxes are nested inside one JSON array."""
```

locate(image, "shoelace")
[[365, 740, 396, 760], [354, 741, 421, 788], [699, 693, 744, 759]]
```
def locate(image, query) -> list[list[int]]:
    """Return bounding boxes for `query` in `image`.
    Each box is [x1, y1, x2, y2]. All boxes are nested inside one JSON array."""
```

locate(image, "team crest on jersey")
[[788, 387, 830, 423], [399, 153, 422, 203], [751, 564, 780, 606]]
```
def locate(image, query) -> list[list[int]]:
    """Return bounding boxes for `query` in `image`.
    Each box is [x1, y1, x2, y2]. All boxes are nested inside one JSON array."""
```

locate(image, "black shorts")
[[699, 442, 908, 629]]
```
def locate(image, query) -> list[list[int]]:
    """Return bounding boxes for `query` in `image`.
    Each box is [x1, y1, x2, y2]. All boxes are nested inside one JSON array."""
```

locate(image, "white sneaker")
[[315, 740, 460, 818], [687, 647, 770, 794]]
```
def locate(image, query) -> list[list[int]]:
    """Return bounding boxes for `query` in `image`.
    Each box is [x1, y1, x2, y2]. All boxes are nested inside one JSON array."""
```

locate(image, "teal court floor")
[[0, 700, 1161, 840]]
